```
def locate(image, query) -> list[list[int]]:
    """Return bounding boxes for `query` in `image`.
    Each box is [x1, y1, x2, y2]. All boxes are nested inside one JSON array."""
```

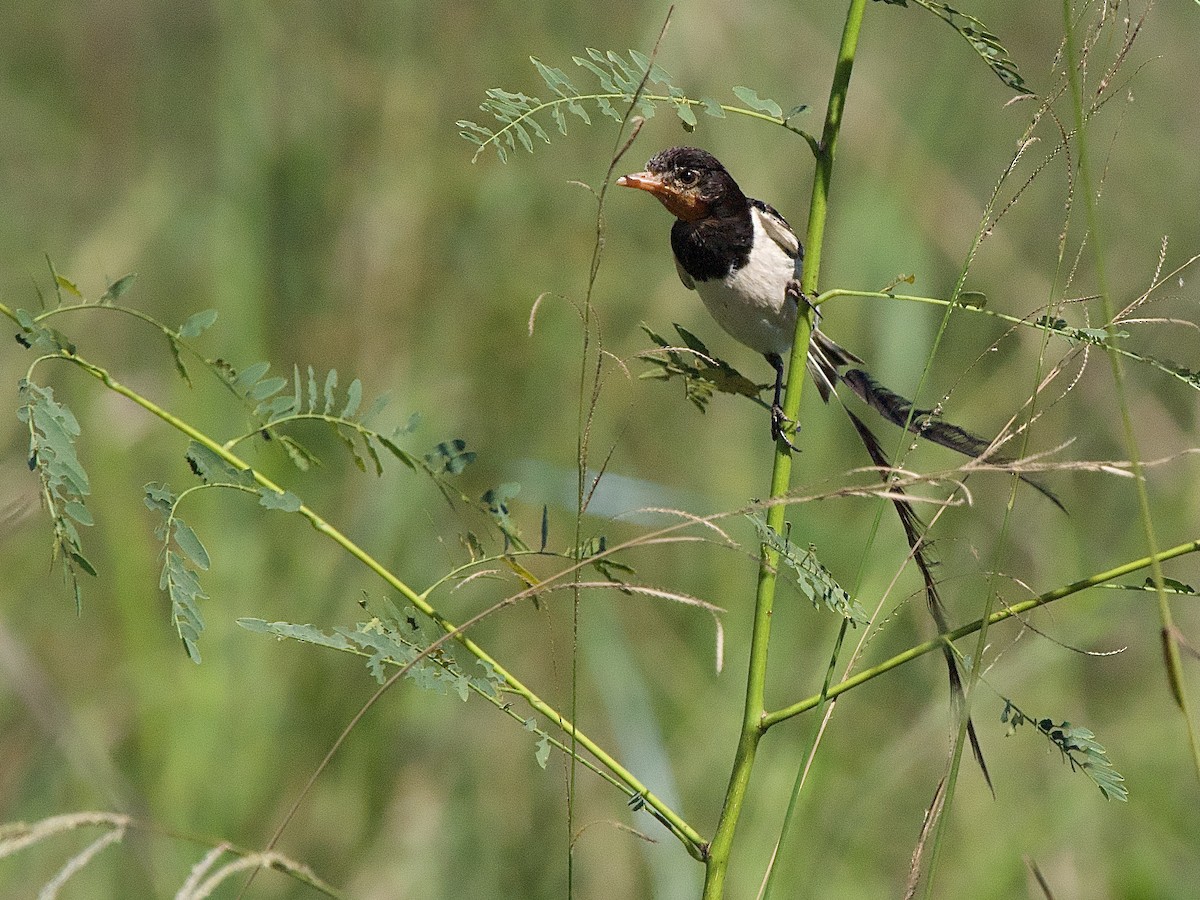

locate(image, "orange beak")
[[616, 170, 668, 195], [617, 171, 707, 221]]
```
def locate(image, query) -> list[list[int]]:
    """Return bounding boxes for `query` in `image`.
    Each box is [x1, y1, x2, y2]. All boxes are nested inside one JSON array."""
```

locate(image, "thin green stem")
[[32, 300, 181, 332], [763, 536, 1200, 728], [815, 287, 1200, 392], [759, 619, 850, 899], [702, 2, 868, 896], [1061, 0, 1200, 780]]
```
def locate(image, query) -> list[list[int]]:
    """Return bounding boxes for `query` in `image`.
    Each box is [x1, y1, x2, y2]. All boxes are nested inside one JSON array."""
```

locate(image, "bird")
[[616, 145, 854, 446], [616, 145, 1061, 513]]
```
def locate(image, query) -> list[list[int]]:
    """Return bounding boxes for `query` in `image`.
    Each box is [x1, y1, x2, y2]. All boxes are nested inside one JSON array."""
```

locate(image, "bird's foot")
[[785, 278, 817, 315], [770, 403, 801, 452]]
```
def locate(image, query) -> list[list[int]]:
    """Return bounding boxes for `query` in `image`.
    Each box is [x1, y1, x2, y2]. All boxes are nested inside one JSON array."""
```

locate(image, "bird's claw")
[[771, 404, 801, 452], [785, 279, 817, 315]]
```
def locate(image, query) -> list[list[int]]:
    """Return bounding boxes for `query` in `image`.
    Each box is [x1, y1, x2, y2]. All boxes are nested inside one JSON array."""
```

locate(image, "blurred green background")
[[2, 1, 1198, 897]]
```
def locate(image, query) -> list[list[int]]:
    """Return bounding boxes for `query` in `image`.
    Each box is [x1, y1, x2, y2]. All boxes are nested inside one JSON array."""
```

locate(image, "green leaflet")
[[874, 0, 1033, 94], [178, 308, 218, 338], [100, 272, 138, 304], [1002, 699, 1128, 800], [18, 379, 96, 611], [747, 513, 868, 624], [732, 85, 782, 118], [426, 439, 476, 475]]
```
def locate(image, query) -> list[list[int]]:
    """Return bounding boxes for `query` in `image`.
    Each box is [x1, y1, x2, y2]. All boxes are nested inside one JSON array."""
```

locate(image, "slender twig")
[[815, 287, 1200, 393], [1060, 0, 1200, 780], [763, 536, 1200, 728], [565, 11, 675, 892]]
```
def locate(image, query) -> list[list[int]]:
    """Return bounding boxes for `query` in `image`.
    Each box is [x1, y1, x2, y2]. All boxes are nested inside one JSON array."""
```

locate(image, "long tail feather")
[[843, 407, 995, 797], [839, 368, 1063, 511], [802, 331, 1063, 511], [805, 327, 863, 403]]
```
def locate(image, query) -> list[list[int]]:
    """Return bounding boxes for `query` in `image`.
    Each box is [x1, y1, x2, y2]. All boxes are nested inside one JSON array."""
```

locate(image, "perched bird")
[[617, 145, 1061, 513], [616, 145, 855, 444]]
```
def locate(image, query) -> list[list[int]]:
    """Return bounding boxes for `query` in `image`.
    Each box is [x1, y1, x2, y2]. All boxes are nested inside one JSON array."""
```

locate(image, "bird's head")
[[617, 146, 746, 222]]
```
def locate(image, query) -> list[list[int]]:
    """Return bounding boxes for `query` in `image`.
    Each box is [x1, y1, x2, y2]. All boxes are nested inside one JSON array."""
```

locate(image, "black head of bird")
[[616, 146, 749, 223]]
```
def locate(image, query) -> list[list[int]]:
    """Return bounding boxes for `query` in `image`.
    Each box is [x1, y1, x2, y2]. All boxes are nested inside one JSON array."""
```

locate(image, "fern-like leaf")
[[238, 609, 506, 700], [221, 363, 427, 477], [460, 50, 812, 163], [747, 513, 867, 624], [1002, 699, 1128, 800], [1033, 314, 1200, 391], [876, 0, 1033, 94], [18, 380, 96, 610], [146, 446, 301, 661], [639, 323, 764, 412], [145, 484, 210, 663]]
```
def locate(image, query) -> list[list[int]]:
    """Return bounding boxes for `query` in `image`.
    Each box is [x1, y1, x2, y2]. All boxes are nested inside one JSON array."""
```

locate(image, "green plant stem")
[[701, 2, 868, 896], [1061, 0, 1200, 781], [5, 334, 706, 857], [760, 619, 850, 899], [763, 535, 1200, 728], [815, 287, 1200, 392]]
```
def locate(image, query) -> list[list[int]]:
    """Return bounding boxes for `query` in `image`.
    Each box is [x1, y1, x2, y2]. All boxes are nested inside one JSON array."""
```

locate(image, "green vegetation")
[[1, 1, 1198, 897]]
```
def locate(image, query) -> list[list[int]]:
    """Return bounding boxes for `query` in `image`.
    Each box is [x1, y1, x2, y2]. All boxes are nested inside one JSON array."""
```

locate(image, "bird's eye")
[[677, 169, 699, 187]]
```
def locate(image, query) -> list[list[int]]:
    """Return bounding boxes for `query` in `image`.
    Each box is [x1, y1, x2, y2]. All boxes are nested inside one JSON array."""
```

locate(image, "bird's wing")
[[674, 256, 696, 291], [750, 199, 800, 260]]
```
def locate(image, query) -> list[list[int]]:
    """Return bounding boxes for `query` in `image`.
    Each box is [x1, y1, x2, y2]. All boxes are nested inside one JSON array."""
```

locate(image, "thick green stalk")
[[701, 2, 868, 895]]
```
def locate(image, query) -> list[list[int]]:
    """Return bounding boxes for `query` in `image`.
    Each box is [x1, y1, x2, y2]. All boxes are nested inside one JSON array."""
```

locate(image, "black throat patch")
[[669, 205, 754, 284]]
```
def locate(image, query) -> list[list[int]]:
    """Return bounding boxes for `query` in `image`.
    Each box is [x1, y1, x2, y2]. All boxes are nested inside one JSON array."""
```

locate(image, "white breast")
[[693, 207, 797, 357]]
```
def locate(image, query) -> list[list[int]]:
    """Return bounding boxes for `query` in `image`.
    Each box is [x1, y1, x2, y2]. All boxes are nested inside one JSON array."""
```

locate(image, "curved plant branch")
[[0, 309, 707, 857], [763, 535, 1200, 727], [814, 286, 1200, 394]]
